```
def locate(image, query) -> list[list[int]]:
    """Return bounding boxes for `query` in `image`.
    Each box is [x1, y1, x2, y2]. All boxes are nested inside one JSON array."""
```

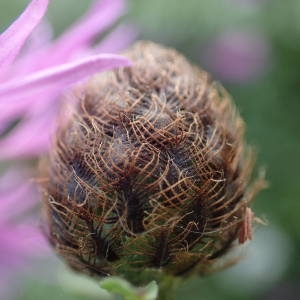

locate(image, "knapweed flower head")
[[42, 41, 265, 284], [0, 0, 131, 289]]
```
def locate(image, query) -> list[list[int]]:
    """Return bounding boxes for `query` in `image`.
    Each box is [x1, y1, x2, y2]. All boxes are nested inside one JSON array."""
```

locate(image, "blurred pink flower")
[[0, 0, 134, 293], [0, 168, 48, 298], [0, 0, 133, 159], [202, 30, 270, 83], [0, 169, 46, 263]]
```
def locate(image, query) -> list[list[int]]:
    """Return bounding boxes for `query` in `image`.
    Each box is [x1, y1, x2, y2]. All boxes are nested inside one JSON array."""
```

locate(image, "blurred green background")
[[1, 0, 299, 299]]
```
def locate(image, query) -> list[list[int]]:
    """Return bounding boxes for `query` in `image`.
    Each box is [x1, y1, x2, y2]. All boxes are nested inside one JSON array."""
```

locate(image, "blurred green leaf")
[[100, 277, 158, 300]]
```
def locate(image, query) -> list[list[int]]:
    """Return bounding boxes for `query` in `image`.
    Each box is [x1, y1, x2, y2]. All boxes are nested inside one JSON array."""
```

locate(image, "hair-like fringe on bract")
[[41, 41, 265, 284]]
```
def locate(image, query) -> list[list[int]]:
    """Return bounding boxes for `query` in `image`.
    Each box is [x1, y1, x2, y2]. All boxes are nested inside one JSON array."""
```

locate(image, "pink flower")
[[0, 0, 133, 159], [201, 30, 270, 83], [0, 168, 48, 298], [0, 169, 45, 263], [0, 0, 134, 294]]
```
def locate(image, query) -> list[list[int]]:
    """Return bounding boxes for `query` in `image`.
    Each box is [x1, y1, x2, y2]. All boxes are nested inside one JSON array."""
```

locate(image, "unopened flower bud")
[[41, 41, 264, 284]]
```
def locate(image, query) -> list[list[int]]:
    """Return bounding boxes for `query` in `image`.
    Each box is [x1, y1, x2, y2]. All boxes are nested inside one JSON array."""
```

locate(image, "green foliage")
[[100, 277, 158, 300]]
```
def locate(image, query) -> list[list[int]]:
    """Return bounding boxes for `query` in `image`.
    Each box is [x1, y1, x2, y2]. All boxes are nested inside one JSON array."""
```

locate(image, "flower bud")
[[41, 41, 264, 284]]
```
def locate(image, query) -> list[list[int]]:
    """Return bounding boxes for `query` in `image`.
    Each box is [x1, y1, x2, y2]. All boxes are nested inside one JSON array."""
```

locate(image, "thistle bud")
[[41, 41, 264, 284]]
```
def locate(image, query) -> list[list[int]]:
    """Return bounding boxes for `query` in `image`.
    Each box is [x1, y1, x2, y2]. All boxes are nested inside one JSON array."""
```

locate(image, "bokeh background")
[[1, 0, 299, 299]]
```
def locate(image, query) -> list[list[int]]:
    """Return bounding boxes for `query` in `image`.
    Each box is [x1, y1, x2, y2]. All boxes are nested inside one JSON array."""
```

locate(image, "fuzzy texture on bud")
[[41, 41, 264, 283]]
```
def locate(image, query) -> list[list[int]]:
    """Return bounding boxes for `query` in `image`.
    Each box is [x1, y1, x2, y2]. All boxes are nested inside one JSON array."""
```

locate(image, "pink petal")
[[0, 72, 57, 125], [96, 24, 138, 53], [0, 106, 58, 160], [0, 168, 27, 190], [0, 169, 38, 222], [9, 20, 54, 76], [0, 223, 49, 300], [0, 100, 33, 124], [0, 0, 49, 75], [0, 181, 37, 223], [0, 224, 48, 265], [0, 54, 131, 101], [0, 89, 73, 159], [49, 0, 126, 61], [202, 30, 270, 83], [23, 19, 53, 52]]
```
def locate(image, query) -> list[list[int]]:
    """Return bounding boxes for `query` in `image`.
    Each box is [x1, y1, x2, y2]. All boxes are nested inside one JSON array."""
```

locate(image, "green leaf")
[[142, 281, 159, 300]]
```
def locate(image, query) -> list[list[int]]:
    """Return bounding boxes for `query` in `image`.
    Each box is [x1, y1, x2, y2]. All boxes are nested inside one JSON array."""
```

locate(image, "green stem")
[[156, 275, 181, 300]]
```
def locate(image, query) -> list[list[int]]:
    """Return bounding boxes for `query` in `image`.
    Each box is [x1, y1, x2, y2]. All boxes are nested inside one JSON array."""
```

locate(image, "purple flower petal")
[[0, 0, 49, 75], [202, 30, 270, 83], [0, 105, 58, 160], [96, 24, 138, 53], [24, 19, 53, 52], [0, 167, 30, 191], [13, 20, 54, 73], [0, 223, 49, 300], [0, 175, 38, 223], [0, 0, 134, 290], [0, 54, 131, 101], [0, 101, 29, 124], [0, 224, 48, 264], [0, 86, 57, 125], [50, 0, 126, 61]]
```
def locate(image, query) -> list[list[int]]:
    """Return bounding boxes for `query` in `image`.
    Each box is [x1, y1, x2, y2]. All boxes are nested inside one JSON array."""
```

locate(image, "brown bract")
[[41, 41, 264, 282]]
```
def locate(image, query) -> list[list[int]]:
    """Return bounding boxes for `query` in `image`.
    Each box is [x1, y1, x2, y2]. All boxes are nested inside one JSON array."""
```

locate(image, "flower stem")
[[156, 275, 181, 300]]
